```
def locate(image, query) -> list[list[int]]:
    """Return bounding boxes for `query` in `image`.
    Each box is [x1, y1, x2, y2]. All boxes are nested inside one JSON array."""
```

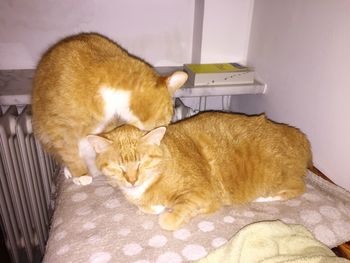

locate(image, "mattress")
[[43, 170, 350, 263]]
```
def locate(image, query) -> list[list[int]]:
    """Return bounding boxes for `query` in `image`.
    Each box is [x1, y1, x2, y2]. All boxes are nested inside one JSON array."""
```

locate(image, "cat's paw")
[[72, 175, 93, 185], [64, 167, 72, 178], [139, 205, 166, 215], [159, 212, 184, 231]]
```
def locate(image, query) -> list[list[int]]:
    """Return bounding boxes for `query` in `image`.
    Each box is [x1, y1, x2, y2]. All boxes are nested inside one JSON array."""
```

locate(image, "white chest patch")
[[121, 177, 155, 200], [93, 87, 143, 134]]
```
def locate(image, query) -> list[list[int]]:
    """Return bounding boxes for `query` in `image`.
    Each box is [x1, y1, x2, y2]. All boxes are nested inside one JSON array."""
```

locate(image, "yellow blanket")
[[196, 220, 349, 263]]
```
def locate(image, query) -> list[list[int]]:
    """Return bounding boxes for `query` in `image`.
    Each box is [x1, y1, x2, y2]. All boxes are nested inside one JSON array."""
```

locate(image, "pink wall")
[[0, 0, 255, 70], [200, 0, 254, 64], [238, 0, 350, 190], [0, 0, 195, 69]]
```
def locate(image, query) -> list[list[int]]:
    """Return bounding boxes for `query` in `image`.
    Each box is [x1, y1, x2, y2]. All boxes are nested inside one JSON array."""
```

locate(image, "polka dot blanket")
[[43, 170, 350, 263]]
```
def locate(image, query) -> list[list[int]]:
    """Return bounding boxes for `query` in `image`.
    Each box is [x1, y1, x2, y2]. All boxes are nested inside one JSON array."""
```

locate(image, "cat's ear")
[[87, 135, 113, 153], [166, 71, 188, 95], [141, 127, 166, 146]]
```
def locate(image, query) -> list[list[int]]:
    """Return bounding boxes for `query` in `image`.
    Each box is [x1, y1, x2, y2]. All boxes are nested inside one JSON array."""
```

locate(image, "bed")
[[43, 169, 350, 262], [1, 69, 349, 262]]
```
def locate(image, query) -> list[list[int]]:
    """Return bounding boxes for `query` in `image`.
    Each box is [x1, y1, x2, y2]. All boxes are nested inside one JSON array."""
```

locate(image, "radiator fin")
[[0, 106, 59, 263]]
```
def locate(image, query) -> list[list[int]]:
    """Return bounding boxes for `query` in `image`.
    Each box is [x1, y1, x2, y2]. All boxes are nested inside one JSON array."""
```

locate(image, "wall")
[[200, 0, 254, 64], [236, 0, 350, 190], [0, 0, 195, 69], [0, 0, 255, 70], [185, 0, 255, 110]]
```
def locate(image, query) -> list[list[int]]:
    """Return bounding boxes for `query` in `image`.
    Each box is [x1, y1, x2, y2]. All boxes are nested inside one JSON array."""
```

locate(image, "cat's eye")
[[119, 166, 126, 173]]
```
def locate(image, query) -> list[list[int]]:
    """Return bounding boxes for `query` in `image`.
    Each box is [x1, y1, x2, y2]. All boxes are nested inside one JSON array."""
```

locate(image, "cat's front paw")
[[159, 212, 184, 231], [64, 167, 72, 178], [139, 205, 166, 215], [72, 175, 93, 185]]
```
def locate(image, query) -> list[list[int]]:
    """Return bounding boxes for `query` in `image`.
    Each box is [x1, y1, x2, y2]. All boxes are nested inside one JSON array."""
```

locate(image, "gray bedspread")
[[43, 171, 350, 263]]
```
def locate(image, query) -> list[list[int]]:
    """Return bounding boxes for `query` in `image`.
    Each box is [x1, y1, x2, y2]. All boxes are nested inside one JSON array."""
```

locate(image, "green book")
[[184, 63, 254, 86]]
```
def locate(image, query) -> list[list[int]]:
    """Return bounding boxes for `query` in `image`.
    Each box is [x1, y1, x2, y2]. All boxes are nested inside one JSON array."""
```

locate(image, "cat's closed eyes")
[[32, 33, 187, 185], [88, 112, 312, 230]]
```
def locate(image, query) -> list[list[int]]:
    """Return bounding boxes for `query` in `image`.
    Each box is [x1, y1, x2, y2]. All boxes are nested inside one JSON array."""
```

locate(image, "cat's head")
[[87, 125, 166, 189], [129, 71, 187, 130]]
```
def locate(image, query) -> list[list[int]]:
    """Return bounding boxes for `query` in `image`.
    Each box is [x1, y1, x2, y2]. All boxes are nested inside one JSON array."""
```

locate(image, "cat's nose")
[[127, 176, 137, 185]]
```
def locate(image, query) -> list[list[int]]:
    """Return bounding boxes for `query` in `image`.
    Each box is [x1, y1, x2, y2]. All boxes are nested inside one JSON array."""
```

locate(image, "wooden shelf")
[[0, 67, 266, 105]]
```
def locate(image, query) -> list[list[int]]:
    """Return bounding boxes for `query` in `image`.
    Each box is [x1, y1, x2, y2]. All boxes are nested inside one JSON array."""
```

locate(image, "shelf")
[[0, 67, 266, 105], [156, 66, 266, 98], [174, 80, 266, 97]]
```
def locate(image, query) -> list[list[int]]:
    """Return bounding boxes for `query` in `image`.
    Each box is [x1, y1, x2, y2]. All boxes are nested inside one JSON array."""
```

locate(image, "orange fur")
[[32, 33, 187, 178], [89, 112, 312, 231]]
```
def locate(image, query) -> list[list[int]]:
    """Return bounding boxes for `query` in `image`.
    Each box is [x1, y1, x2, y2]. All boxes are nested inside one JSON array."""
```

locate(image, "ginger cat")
[[32, 33, 187, 185], [87, 112, 312, 230]]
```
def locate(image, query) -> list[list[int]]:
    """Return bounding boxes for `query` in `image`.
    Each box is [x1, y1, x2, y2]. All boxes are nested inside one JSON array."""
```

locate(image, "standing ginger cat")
[[32, 33, 187, 185], [87, 112, 312, 230]]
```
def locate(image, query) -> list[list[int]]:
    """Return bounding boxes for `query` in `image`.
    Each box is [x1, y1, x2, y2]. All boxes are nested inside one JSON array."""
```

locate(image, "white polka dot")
[[95, 186, 114, 196], [75, 206, 92, 216], [211, 237, 228, 248], [319, 206, 341, 220], [306, 184, 315, 190], [123, 243, 143, 256], [182, 244, 207, 260], [300, 210, 322, 224], [66, 184, 79, 192], [337, 203, 350, 215], [262, 206, 279, 214], [56, 245, 70, 255], [141, 220, 154, 230], [88, 235, 102, 245], [198, 221, 215, 232], [302, 193, 321, 202], [72, 192, 88, 202], [148, 235, 167, 248], [173, 228, 191, 240], [104, 198, 120, 209], [89, 252, 111, 263], [136, 210, 143, 215], [156, 252, 182, 263], [285, 199, 301, 207], [113, 213, 124, 222], [54, 231, 67, 241], [117, 228, 131, 236], [223, 216, 235, 223], [83, 222, 96, 230], [243, 211, 255, 218], [332, 220, 350, 239], [314, 225, 336, 245]]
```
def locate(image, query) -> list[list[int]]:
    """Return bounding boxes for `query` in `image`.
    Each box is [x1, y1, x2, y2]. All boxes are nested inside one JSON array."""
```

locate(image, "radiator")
[[0, 105, 59, 263]]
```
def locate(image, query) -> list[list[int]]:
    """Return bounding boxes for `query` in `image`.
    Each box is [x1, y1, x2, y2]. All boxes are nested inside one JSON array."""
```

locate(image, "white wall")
[[0, 0, 195, 69], [200, 0, 254, 64], [0, 0, 256, 70], [237, 0, 350, 190]]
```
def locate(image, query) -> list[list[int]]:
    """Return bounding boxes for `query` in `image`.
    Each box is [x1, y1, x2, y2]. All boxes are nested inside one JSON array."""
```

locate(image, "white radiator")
[[0, 106, 59, 263]]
